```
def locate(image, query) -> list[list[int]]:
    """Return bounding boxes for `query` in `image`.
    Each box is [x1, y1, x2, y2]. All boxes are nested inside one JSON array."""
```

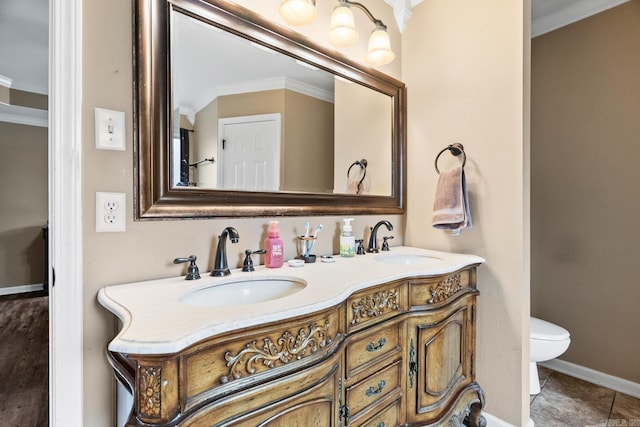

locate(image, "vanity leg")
[[464, 403, 486, 427]]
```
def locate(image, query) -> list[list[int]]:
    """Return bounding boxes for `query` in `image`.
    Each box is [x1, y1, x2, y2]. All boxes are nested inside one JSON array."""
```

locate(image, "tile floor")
[[530, 366, 640, 427]]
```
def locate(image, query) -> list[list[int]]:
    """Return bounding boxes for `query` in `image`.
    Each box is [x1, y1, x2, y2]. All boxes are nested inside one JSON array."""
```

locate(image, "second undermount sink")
[[375, 254, 443, 265], [180, 278, 307, 308]]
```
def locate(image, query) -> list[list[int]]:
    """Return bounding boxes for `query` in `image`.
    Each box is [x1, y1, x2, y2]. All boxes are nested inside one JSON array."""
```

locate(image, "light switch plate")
[[95, 108, 126, 151]]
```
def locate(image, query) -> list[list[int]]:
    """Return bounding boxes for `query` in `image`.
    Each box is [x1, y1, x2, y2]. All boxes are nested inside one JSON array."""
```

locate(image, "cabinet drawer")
[[409, 267, 477, 309], [180, 355, 342, 427], [182, 306, 343, 411], [346, 321, 401, 378], [345, 359, 402, 417], [353, 398, 401, 427], [347, 281, 407, 332]]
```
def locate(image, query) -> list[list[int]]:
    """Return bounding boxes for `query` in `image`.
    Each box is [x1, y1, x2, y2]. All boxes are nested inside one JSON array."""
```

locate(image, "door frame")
[[217, 113, 281, 190], [49, 0, 84, 425]]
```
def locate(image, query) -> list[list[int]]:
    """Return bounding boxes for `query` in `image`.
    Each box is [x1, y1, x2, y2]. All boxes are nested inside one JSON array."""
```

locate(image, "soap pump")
[[340, 218, 356, 257], [264, 221, 284, 268]]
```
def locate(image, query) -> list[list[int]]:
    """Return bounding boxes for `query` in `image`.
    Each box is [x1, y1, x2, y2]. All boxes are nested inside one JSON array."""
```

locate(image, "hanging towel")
[[431, 166, 472, 235]]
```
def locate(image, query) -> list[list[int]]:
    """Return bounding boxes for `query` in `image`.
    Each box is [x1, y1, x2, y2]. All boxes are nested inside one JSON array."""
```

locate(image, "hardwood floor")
[[0, 291, 49, 427], [531, 365, 640, 426]]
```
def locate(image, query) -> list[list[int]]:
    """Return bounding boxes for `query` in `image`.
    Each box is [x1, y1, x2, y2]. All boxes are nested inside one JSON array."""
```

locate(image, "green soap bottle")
[[340, 218, 355, 257]]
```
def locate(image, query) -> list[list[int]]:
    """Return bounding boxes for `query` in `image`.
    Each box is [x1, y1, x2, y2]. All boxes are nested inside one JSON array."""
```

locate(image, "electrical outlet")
[[96, 192, 126, 232]]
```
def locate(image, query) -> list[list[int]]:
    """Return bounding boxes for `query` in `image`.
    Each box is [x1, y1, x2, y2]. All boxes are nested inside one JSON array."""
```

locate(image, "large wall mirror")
[[134, 0, 406, 219]]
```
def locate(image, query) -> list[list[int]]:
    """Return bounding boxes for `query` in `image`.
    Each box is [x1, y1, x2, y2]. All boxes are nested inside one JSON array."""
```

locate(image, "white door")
[[218, 114, 281, 191]]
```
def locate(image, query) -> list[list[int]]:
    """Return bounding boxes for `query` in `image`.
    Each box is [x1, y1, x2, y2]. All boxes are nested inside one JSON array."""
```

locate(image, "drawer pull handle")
[[377, 423, 385, 427], [365, 380, 386, 396], [366, 338, 386, 352]]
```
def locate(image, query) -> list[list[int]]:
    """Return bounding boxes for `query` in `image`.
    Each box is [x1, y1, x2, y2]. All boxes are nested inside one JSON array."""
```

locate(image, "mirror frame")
[[134, 0, 406, 219]]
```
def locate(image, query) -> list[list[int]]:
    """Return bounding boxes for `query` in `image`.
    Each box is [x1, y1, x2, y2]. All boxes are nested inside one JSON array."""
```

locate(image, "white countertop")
[[98, 246, 484, 355]]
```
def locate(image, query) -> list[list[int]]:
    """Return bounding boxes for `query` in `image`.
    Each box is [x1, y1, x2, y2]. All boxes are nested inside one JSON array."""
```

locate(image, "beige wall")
[[82, 1, 402, 425], [403, 1, 530, 425], [531, 1, 640, 383], [10, 88, 48, 110], [194, 99, 219, 188], [333, 79, 392, 195], [0, 122, 48, 288], [0, 85, 8, 104], [82, 0, 531, 425], [218, 89, 285, 119], [282, 90, 334, 193]]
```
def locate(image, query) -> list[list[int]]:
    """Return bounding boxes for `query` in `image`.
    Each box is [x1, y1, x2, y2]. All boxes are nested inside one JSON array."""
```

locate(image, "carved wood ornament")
[[220, 321, 334, 384], [350, 289, 400, 325], [138, 366, 162, 418], [427, 274, 462, 304]]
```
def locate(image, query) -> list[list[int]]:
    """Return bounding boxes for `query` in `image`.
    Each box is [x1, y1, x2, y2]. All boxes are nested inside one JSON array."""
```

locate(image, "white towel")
[[431, 166, 472, 235]]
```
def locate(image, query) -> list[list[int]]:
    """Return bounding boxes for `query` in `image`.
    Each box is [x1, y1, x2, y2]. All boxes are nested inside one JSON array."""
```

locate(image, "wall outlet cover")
[[96, 192, 126, 232]]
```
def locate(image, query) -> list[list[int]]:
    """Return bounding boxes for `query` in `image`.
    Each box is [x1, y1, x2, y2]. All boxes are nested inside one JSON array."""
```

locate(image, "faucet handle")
[[173, 255, 201, 280], [356, 239, 366, 255], [242, 249, 266, 272], [381, 236, 394, 251]]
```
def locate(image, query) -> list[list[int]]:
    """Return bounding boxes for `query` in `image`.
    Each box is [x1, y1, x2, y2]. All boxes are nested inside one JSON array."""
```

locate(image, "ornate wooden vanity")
[[100, 249, 485, 427]]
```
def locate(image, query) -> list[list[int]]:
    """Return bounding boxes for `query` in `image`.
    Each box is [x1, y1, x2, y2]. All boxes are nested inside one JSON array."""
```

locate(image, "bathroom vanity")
[[98, 247, 486, 426]]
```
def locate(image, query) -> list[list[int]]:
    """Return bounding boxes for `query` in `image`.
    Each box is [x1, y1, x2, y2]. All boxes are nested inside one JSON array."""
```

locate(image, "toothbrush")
[[306, 224, 323, 256], [301, 222, 310, 257]]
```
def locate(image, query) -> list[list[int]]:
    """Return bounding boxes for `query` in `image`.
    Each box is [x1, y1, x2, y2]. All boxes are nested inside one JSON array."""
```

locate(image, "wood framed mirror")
[[134, 0, 406, 219]]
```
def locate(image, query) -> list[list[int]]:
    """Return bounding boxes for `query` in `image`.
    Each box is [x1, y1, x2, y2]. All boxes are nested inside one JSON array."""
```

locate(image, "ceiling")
[[0, 0, 630, 98], [0, 0, 48, 95]]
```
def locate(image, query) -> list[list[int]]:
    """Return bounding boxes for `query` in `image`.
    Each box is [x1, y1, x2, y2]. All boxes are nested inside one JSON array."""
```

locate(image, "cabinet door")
[[406, 298, 475, 425]]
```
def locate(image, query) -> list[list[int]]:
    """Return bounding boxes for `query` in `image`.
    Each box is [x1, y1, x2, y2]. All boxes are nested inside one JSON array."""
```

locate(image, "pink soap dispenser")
[[264, 221, 284, 268]]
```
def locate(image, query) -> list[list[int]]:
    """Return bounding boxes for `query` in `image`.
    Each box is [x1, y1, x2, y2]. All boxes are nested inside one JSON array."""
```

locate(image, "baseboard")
[[541, 358, 640, 398], [0, 283, 45, 296], [482, 412, 534, 427]]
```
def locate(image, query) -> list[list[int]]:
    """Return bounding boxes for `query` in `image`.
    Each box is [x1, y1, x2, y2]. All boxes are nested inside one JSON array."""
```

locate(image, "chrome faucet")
[[211, 227, 240, 277], [367, 220, 393, 253]]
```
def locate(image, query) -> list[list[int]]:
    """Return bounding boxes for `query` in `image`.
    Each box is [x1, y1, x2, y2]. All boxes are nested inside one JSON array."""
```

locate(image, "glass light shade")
[[328, 4, 358, 47], [365, 26, 395, 66], [279, 0, 316, 26]]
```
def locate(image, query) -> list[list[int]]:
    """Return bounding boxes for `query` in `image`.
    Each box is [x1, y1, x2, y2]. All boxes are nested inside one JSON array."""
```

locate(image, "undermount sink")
[[180, 278, 307, 308], [375, 254, 442, 265]]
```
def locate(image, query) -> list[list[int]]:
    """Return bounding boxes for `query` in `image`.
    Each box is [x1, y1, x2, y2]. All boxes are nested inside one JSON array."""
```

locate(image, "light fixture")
[[328, 3, 359, 47], [364, 25, 395, 66], [279, 0, 317, 26], [278, 0, 395, 66]]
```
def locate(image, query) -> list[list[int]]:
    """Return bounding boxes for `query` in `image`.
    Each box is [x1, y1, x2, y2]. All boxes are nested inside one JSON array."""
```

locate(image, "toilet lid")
[[531, 317, 570, 341]]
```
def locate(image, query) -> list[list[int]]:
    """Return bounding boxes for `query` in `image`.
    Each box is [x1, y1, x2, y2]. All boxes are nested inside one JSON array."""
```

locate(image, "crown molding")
[[189, 76, 335, 114], [384, 0, 423, 33], [0, 102, 48, 127], [532, 0, 631, 38], [0, 75, 13, 89]]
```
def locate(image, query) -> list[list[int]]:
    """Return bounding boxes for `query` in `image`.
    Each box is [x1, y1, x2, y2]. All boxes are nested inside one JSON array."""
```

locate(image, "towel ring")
[[434, 143, 466, 174], [347, 159, 368, 195]]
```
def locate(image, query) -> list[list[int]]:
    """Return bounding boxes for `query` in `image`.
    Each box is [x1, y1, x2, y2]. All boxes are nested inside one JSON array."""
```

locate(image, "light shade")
[[328, 4, 359, 47], [365, 26, 395, 66], [279, 0, 316, 26]]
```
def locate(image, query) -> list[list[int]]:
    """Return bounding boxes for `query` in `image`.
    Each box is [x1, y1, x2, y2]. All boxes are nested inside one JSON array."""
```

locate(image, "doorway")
[[218, 113, 281, 191]]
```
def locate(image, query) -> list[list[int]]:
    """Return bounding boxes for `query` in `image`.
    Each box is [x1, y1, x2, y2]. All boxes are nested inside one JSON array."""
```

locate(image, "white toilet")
[[529, 317, 571, 395]]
